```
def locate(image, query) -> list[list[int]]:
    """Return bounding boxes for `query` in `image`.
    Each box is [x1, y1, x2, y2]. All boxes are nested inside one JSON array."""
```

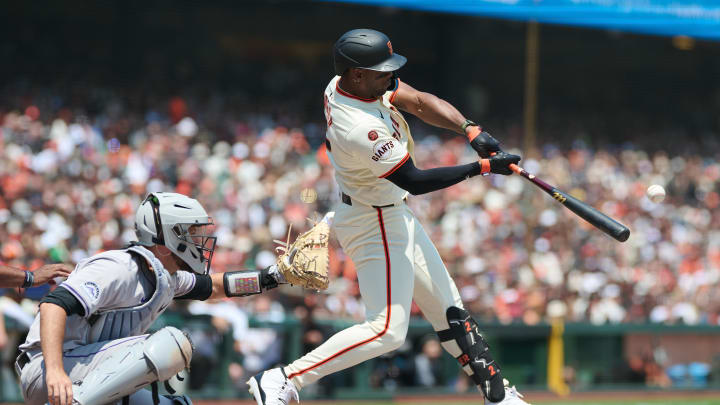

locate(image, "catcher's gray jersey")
[[20, 246, 196, 353]]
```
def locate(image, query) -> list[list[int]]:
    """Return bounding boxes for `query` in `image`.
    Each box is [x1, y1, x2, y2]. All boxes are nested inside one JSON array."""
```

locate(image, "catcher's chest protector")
[[87, 245, 174, 343]]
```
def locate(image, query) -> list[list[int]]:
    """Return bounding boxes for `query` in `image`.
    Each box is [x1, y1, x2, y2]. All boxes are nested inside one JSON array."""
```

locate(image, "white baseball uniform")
[[17, 245, 196, 405], [283, 76, 465, 388]]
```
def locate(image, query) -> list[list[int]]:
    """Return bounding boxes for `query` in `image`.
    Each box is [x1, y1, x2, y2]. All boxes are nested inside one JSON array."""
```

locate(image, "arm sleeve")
[[175, 274, 212, 300], [345, 124, 410, 178], [385, 156, 482, 195], [40, 287, 86, 317]]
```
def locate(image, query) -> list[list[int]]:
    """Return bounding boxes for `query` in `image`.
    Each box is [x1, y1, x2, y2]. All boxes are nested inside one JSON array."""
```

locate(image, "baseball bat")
[[509, 163, 630, 242]]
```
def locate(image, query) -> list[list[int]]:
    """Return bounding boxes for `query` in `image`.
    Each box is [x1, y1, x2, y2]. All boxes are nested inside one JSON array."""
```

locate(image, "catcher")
[[15, 192, 326, 405]]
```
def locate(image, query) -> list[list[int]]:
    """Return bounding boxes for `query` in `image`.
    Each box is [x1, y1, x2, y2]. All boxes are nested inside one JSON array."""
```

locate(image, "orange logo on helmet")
[[387, 41, 393, 55]]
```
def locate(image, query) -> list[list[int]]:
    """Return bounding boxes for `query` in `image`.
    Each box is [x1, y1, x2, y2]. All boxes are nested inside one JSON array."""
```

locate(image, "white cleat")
[[486, 379, 530, 405], [247, 368, 300, 405]]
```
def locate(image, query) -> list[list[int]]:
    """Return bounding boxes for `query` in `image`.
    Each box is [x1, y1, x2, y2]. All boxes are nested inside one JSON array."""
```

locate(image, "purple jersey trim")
[[59, 284, 91, 319], [186, 273, 197, 295], [63, 335, 146, 358], [174, 272, 197, 297]]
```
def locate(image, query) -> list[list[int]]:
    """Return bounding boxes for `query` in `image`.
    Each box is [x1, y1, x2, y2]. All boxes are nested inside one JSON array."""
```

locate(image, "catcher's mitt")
[[275, 217, 330, 290]]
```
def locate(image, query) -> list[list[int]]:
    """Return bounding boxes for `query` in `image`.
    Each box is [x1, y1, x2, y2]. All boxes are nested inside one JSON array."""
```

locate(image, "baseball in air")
[[300, 188, 318, 204], [647, 185, 666, 203]]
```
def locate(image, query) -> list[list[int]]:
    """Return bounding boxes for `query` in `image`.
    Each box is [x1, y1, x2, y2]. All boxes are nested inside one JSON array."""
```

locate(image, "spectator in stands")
[[413, 334, 445, 387], [3, 96, 720, 327]]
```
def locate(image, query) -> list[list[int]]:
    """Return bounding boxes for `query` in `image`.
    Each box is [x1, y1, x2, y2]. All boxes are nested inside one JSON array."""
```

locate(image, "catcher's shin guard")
[[72, 327, 193, 405], [436, 307, 505, 402]]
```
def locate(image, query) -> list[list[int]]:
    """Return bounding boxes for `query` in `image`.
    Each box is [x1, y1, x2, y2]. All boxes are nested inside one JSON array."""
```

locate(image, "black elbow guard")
[[223, 267, 279, 297]]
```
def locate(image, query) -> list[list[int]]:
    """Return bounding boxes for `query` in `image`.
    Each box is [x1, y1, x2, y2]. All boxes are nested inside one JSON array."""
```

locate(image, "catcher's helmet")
[[135, 192, 217, 275], [333, 29, 407, 76]]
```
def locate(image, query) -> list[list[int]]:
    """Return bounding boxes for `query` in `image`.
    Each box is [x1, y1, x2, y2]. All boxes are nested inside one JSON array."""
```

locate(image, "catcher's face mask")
[[136, 192, 217, 275], [171, 222, 217, 275]]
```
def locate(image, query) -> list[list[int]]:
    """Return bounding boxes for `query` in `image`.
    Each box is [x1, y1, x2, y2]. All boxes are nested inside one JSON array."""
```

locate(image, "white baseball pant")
[[283, 200, 464, 388]]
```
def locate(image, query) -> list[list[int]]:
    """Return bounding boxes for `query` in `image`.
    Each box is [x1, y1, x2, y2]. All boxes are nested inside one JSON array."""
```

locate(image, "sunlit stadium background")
[[1, 1, 719, 403]]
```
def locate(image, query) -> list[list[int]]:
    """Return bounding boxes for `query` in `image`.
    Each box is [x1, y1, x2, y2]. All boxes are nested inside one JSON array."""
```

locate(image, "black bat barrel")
[[552, 189, 630, 242]]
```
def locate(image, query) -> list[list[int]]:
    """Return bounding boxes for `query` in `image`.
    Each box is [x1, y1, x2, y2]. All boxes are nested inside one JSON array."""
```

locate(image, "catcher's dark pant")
[[283, 202, 464, 388]]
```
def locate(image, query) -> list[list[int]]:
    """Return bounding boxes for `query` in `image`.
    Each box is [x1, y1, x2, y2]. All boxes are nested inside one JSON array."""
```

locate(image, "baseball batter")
[[248, 29, 528, 405], [16, 192, 288, 405]]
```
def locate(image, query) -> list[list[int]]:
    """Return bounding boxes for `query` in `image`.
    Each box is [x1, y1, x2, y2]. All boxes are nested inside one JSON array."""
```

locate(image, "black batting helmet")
[[333, 29, 407, 76]]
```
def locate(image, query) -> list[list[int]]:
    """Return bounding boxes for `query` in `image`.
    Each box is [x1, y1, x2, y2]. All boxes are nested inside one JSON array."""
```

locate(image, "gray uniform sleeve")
[[174, 271, 197, 297], [58, 256, 126, 319]]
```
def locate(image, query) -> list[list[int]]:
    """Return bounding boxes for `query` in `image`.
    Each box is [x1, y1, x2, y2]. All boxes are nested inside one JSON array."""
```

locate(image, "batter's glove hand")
[[274, 217, 330, 290], [480, 151, 521, 176], [465, 124, 501, 158]]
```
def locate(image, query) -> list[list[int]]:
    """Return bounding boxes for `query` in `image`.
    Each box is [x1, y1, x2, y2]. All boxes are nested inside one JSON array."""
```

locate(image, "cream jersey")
[[324, 76, 415, 206], [20, 247, 196, 353]]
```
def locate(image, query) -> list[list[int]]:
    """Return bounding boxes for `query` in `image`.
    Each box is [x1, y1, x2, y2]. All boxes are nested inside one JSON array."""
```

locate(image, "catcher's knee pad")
[[436, 307, 505, 402], [72, 327, 194, 405]]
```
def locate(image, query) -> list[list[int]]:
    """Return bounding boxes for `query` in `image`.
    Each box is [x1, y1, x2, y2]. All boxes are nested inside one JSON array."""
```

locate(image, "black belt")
[[15, 350, 34, 376], [341, 192, 406, 209]]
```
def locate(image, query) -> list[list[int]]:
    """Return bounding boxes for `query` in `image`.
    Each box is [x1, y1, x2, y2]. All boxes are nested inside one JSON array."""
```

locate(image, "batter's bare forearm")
[[40, 303, 68, 372], [393, 81, 466, 134], [412, 92, 466, 134]]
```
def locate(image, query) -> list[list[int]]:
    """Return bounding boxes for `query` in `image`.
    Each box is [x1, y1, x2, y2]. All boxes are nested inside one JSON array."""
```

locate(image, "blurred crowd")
[[1, 88, 720, 392]]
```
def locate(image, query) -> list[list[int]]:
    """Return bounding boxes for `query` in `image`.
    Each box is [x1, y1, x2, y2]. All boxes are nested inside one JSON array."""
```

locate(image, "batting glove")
[[464, 121, 501, 158], [480, 152, 521, 176]]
